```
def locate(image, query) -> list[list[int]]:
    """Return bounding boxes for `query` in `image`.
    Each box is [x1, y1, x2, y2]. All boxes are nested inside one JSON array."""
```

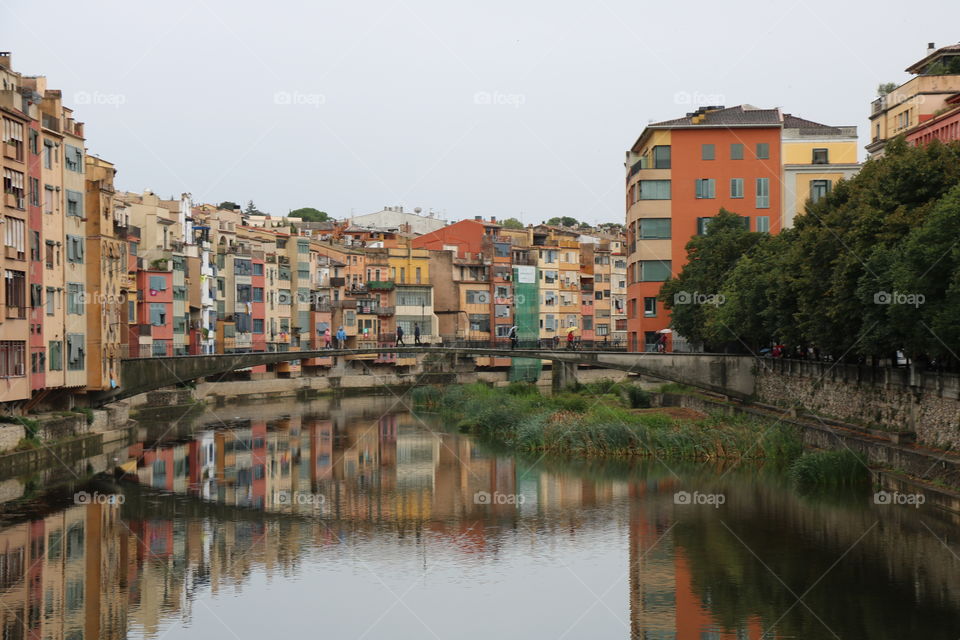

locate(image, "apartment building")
[[868, 42, 960, 156], [625, 104, 856, 352]]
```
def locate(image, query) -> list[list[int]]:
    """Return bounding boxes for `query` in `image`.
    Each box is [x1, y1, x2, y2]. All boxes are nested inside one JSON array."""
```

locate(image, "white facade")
[[350, 206, 449, 235]]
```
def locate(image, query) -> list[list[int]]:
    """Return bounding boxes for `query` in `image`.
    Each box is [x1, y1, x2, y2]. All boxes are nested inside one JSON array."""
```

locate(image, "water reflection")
[[0, 396, 957, 639]]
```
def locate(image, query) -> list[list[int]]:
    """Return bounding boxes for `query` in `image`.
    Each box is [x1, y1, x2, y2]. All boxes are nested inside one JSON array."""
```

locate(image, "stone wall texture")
[[755, 359, 960, 449]]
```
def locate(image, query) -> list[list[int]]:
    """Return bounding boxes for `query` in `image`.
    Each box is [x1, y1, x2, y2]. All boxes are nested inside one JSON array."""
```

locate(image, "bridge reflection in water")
[[0, 397, 957, 639]]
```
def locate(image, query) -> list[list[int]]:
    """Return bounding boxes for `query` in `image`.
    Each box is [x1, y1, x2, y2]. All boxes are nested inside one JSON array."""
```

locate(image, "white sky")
[[2, 0, 958, 225]]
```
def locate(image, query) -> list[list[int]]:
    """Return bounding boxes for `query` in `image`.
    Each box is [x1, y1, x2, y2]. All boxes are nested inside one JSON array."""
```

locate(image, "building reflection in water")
[[0, 402, 956, 639]]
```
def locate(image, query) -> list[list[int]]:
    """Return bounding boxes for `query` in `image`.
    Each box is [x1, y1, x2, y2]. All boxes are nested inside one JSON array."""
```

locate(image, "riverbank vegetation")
[[414, 382, 870, 487], [660, 138, 960, 366], [415, 382, 801, 461]]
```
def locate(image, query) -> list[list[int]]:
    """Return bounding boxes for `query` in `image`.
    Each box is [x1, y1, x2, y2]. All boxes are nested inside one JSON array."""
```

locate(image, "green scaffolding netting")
[[509, 265, 542, 383]]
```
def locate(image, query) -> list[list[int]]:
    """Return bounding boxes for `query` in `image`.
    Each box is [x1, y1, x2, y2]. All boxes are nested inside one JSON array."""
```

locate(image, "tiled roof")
[[648, 105, 781, 128], [782, 114, 844, 135], [906, 43, 960, 74]]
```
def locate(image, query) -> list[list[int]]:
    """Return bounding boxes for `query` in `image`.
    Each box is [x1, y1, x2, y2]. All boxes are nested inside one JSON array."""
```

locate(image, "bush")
[[788, 449, 868, 488], [624, 385, 652, 408]]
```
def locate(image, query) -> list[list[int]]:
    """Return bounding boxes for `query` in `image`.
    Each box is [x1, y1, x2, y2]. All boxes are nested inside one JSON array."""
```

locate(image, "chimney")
[[0, 52, 10, 70], [927, 42, 936, 55], [491, 216, 497, 223], [475, 216, 482, 221]]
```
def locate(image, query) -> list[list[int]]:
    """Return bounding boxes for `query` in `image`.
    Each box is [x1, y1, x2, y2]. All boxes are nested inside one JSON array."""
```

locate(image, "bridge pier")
[[551, 360, 578, 392]]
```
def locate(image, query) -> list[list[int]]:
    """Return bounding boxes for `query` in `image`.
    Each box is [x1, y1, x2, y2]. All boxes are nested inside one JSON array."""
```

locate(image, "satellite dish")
[[414, 207, 422, 214]]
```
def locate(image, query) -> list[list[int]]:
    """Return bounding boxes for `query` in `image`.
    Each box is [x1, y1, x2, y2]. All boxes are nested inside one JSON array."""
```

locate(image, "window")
[[543, 291, 557, 306], [253, 318, 264, 334], [466, 290, 488, 304], [66, 334, 84, 371], [639, 180, 671, 200], [297, 240, 309, 254], [582, 316, 593, 330], [253, 287, 264, 302], [5, 270, 26, 318], [2, 118, 23, 161], [43, 185, 54, 214], [730, 143, 744, 160], [45, 241, 54, 269], [639, 218, 671, 239], [812, 148, 829, 164], [49, 341, 63, 371], [810, 179, 832, 204], [695, 179, 715, 199], [756, 216, 770, 233], [3, 168, 24, 208], [468, 314, 490, 332], [66, 235, 84, 263], [415, 267, 421, 284], [64, 145, 83, 172], [701, 144, 715, 160], [596, 324, 609, 336], [0, 341, 25, 377], [234, 259, 251, 275], [4, 216, 25, 258], [644, 297, 657, 317], [396, 288, 430, 307], [252, 262, 264, 276], [755, 178, 770, 209], [697, 217, 712, 236], [43, 141, 54, 169], [148, 275, 167, 291], [29, 176, 40, 207], [173, 286, 187, 301], [237, 284, 252, 303], [149, 303, 166, 326], [494, 242, 510, 258], [66, 283, 84, 314], [756, 142, 770, 159], [65, 190, 83, 217], [495, 324, 512, 338], [639, 260, 671, 282], [30, 230, 40, 261], [46, 287, 55, 316], [29, 129, 38, 155], [730, 178, 744, 199], [652, 145, 671, 169]]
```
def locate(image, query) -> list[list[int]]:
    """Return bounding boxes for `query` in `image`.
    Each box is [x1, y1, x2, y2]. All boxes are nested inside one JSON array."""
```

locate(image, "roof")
[[782, 114, 846, 136], [648, 105, 782, 129], [906, 43, 960, 74]]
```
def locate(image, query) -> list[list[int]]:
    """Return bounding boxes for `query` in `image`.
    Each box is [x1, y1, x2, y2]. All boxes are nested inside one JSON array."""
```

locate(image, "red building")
[[907, 93, 960, 146], [135, 270, 173, 356]]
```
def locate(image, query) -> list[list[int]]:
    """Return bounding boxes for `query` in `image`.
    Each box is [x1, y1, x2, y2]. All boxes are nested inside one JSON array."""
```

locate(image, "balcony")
[[376, 306, 395, 316], [329, 276, 346, 288], [344, 285, 368, 295], [367, 280, 395, 291]]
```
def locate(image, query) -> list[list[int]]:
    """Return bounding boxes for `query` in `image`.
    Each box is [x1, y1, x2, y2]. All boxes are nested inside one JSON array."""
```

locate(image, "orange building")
[[625, 105, 853, 352]]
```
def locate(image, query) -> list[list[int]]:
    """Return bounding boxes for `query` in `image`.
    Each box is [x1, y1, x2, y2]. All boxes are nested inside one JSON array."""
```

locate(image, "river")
[[0, 393, 957, 639]]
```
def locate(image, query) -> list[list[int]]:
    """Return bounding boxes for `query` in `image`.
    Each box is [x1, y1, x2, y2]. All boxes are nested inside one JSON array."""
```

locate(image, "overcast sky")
[[2, 0, 957, 225]]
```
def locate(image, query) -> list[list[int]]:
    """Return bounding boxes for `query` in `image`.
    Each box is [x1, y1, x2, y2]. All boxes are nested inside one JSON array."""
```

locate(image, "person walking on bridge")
[[396, 325, 405, 347], [508, 325, 518, 350], [414, 323, 422, 345], [336, 326, 346, 349], [323, 327, 332, 349]]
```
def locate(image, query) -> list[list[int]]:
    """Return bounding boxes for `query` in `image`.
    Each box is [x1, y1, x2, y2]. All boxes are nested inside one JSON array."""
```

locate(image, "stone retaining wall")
[[755, 360, 960, 449]]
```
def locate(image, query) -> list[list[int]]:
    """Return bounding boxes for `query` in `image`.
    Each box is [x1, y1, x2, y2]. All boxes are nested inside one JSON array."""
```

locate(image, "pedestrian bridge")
[[112, 347, 757, 404]]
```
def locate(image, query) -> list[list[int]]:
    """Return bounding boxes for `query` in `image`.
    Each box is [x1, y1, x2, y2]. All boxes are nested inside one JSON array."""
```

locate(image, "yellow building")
[[867, 42, 960, 157], [781, 116, 859, 227], [387, 245, 437, 341]]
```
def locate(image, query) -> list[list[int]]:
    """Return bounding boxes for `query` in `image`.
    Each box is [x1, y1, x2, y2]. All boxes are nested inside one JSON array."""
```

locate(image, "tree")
[[244, 200, 262, 215], [499, 217, 524, 230], [290, 207, 330, 222], [659, 209, 761, 350], [546, 216, 579, 228], [877, 82, 897, 97], [218, 201, 240, 211]]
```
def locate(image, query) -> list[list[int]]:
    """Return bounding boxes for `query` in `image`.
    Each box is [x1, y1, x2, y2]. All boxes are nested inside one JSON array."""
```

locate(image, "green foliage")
[[546, 216, 580, 228], [218, 201, 240, 211], [624, 385, 652, 409], [788, 449, 868, 488], [290, 207, 330, 222], [244, 200, 262, 214], [663, 140, 960, 362], [421, 384, 803, 461], [499, 217, 524, 229], [75, 408, 95, 425], [876, 82, 897, 97]]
